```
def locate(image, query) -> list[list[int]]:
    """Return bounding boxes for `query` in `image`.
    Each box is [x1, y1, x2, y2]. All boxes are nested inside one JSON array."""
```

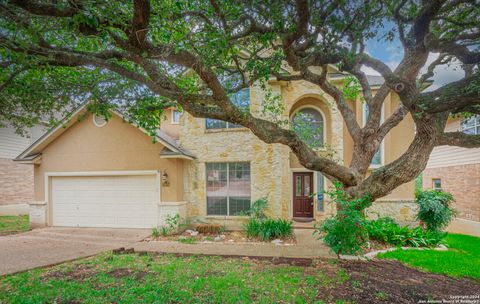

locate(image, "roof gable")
[[15, 103, 195, 161]]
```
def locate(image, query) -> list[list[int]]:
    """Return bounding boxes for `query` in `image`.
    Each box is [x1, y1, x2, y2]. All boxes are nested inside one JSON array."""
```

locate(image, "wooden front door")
[[293, 172, 314, 218]]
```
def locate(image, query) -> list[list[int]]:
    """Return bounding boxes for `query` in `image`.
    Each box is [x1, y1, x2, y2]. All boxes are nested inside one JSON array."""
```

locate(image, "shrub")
[[314, 182, 372, 255], [155, 213, 185, 236], [243, 217, 293, 241], [258, 219, 293, 241], [366, 217, 446, 247], [242, 197, 268, 219], [415, 190, 457, 232], [243, 217, 262, 238], [152, 227, 161, 238]]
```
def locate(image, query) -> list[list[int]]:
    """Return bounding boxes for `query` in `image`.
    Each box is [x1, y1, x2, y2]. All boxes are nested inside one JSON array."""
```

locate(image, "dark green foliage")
[[241, 198, 293, 240], [415, 190, 457, 232], [243, 217, 293, 241], [314, 182, 372, 255], [366, 217, 446, 247], [244, 197, 268, 219], [243, 217, 262, 238]]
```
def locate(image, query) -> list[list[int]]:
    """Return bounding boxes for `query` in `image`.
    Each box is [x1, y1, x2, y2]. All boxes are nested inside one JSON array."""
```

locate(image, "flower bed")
[[146, 229, 296, 245]]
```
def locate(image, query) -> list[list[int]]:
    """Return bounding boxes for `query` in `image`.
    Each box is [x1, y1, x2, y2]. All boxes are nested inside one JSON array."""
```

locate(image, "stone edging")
[[339, 245, 448, 261]]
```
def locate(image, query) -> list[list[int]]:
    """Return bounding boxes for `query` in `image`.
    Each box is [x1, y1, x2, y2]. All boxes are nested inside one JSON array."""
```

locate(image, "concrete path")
[[0, 227, 150, 275], [134, 229, 334, 259]]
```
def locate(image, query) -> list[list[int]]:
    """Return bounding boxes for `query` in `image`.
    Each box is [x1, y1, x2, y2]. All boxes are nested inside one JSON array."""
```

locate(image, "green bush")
[[415, 190, 456, 232], [258, 219, 293, 241], [243, 217, 262, 238], [243, 217, 293, 241], [241, 198, 293, 241], [314, 182, 372, 255], [366, 217, 446, 247], [241, 197, 268, 219]]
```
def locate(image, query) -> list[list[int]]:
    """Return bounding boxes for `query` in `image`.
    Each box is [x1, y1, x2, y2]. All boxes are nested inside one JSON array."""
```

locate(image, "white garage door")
[[51, 174, 158, 228]]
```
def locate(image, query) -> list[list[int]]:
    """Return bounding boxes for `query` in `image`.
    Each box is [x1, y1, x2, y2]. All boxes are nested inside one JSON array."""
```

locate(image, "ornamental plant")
[[314, 182, 372, 255], [415, 190, 457, 232]]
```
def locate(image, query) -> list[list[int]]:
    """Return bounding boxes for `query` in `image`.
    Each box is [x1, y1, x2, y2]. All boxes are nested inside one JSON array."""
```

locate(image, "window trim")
[[205, 119, 244, 130], [460, 115, 479, 135], [171, 110, 181, 125], [93, 114, 107, 128], [205, 162, 251, 216], [289, 105, 327, 150], [362, 103, 385, 168], [432, 178, 442, 191]]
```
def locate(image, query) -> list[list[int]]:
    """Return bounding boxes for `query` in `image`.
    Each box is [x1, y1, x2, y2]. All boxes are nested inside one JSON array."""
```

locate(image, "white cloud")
[[360, 53, 464, 92], [421, 53, 464, 92]]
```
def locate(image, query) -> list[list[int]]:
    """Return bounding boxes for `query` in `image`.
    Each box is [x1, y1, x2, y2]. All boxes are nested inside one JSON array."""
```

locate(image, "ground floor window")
[[432, 178, 442, 191], [206, 162, 251, 215]]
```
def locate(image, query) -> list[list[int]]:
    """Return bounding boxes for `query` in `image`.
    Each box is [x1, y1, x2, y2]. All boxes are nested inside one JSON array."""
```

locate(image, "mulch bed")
[[320, 259, 480, 304]]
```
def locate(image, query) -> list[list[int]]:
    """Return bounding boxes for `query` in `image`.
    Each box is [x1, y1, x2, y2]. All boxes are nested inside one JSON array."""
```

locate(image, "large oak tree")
[[1, 0, 479, 204]]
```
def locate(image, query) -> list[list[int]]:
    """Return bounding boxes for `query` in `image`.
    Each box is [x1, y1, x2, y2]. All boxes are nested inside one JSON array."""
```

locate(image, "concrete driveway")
[[0, 227, 150, 276]]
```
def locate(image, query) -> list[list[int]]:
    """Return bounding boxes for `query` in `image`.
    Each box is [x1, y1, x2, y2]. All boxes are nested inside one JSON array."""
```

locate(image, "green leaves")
[[342, 76, 363, 102], [415, 190, 457, 232]]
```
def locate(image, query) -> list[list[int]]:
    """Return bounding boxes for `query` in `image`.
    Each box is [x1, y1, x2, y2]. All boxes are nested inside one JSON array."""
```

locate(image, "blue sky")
[[363, 24, 464, 91]]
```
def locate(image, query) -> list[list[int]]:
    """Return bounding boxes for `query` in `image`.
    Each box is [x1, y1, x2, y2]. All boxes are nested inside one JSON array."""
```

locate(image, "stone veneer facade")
[[423, 164, 480, 222], [178, 79, 415, 225]]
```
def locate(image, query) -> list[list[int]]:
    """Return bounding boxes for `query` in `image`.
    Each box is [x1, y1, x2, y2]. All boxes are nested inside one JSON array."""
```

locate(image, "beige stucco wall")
[[160, 108, 181, 139], [34, 113, 184, 204]]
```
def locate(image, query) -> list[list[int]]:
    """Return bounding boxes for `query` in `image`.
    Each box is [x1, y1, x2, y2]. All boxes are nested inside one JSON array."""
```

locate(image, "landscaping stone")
[[436, 244, 448, 251], [214, 236, 222, 242], [271, 239, 283, 245], [190, 231, 199, 236]]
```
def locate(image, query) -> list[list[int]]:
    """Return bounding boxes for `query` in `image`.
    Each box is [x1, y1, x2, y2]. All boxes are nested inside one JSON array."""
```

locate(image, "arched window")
[[291, 107, 324, 148]]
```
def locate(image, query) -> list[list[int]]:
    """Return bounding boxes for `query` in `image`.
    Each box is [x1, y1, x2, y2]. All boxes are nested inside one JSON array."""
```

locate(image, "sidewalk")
[[133, 229, 334, 259]]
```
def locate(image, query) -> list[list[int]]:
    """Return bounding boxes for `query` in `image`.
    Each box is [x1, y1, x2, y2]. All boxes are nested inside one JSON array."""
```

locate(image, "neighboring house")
[[15, 66, 417, 229], [0, 124, 44, 215], [423, 115, 480, 235]]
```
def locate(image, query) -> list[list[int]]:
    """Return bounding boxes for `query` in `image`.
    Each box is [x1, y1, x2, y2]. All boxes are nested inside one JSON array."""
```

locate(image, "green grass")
[[177, 236, 196, 244], [0, 215, 29, 234], [0, 254, 347, 303], [378, 233, 480, 280]]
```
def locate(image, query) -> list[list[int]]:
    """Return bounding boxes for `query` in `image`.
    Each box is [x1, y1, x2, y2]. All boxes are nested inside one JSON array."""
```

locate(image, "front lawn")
[[378, 233, 480, 280], [1, 253, 478, 303], [0, 215, 29, 235]]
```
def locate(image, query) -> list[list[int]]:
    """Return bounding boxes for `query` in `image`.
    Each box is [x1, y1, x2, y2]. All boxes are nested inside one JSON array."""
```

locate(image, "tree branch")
[[129, 0, 151, 47], [436, 131, 480, 148]]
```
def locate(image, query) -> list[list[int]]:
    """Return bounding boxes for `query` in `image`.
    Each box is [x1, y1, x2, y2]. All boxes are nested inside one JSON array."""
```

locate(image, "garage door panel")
[[51, 174, 159, 228]]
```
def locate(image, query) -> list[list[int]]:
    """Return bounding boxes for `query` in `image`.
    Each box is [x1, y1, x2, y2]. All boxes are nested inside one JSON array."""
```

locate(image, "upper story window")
[[460, 115, 479, 135], [205, 88, 250, 130], [172, 110, 182, 124], [205, 74, 250, 130], [291, 107, 324, 148], [363, 103, 383, 166]]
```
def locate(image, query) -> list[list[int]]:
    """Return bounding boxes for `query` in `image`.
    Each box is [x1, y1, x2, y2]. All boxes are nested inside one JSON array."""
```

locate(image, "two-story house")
[[14, 66, 417, 229], [423, 115, 480, 235], [0, 124, 44, 215]]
